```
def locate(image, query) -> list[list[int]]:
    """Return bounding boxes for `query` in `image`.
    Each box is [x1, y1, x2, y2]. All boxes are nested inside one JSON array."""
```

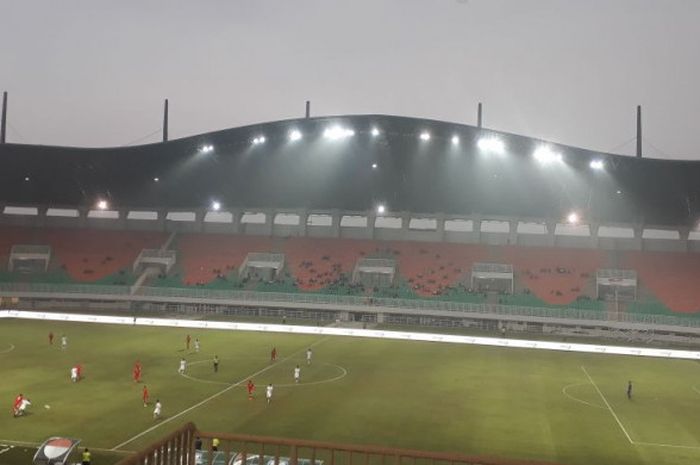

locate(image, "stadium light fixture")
[[419, 131, 431, 141], [616, 189, 622, 195], [451, 135, 460, 145], [372, 163, 378, 169], [377, 204, 386, 215], [289, 130, 302, 142], [323, 126, 355, 140], [24, 176, 30, 182], [153, 177, 160, 182], [96, 200, 109, 211], [589, 159, 605, 170], [252, 136, 266, 145], [477, 137, 505, 154], [210, 201, 221, 212], [567, 212, 579, 224], [371, 127, 380, 137], [533, 146, 563, 164], [199, 145, 214, 154]]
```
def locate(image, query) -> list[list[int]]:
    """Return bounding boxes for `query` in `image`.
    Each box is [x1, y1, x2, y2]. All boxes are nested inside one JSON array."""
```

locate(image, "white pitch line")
[[581, 366, 635, 444], [561, 382, 605, 410], [0, 343, 15, 354], [111, 337, 327, 451], [180, 360, 348, 388], [634, 441, 700, 451], [692, 385, 700, 396]]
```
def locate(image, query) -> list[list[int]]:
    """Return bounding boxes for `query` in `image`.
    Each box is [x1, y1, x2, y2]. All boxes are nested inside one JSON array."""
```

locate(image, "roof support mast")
[[1, 91, 7, 144], [636, 105, 642, 158], [163, 99, 169, 142]]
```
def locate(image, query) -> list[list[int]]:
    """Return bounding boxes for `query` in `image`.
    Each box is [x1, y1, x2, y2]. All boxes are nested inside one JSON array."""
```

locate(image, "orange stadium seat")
[[622, 251, 700, 313]]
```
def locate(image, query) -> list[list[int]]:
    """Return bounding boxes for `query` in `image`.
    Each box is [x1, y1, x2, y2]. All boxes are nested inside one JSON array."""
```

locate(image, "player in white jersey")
[[266, 384, 274, 404], [194, 338, 200, 353], [306, 348, 312, 365], [178, 358, 186, 374], [70, 366, 78, 383], [18, 398, 31, 416], [61, 335, 68, 350], [294, 365, 301, 383], [153, 400, 162, 419]]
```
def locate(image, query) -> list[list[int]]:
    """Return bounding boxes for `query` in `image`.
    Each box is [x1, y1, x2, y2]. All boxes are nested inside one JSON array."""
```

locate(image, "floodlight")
[[377, 204, 386, 214], [567, 212, 579, 224], [533, 146, 562, 164], [96, 200, 109, 210], [372, 163, 378, 169], [371, 127, 380, 137], [289, 130, 302, 141], [419, 131, 431, 141], [211, 201, 221, 211], [252, 136, 266, 145], [24, 176, 30, 182], [451, 135, 460, 145], [477, 137, 505, 154], [589, 159, 604, 170], [200, 145, 214, 154], [616, 190, 622, 195], [153, 177, 160, 182], [323, 126, 355, 140]]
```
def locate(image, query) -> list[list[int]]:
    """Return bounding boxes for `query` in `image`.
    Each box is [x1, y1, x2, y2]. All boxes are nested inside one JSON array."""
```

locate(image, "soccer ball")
[[44, 404, 51, 409]]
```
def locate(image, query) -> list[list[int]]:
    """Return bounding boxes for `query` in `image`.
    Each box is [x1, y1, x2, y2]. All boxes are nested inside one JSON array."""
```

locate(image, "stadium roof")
[[1, 114, 698, 226]]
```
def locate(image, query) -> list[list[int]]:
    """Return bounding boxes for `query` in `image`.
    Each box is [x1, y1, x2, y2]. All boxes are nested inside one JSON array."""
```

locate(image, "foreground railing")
[[115, 424, 561, 465], [1, 281, 699, 329]]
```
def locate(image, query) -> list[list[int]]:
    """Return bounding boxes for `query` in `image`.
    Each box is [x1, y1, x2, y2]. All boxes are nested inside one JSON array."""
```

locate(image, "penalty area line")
[[111, 337, 327, 451]]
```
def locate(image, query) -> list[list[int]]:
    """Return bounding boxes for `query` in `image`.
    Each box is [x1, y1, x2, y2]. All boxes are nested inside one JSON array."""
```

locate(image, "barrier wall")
[[2, 309, 699, 361]]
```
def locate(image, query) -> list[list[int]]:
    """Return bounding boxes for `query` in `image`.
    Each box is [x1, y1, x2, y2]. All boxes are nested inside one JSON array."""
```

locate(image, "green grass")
[[2, 319, 700, 465]]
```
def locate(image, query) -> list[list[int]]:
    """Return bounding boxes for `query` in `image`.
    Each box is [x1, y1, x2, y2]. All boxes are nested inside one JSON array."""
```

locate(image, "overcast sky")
[[1, 0, 699, 158]]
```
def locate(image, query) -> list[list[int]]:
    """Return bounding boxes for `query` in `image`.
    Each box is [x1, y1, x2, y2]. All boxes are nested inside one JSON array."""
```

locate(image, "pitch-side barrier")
[[1, 309, 699, 361]]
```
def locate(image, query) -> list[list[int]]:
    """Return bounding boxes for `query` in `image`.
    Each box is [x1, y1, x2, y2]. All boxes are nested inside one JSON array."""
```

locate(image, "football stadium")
[[2, 100, 700, 465]]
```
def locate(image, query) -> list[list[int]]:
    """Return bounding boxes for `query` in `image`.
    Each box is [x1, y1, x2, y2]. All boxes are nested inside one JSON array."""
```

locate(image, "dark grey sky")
[[2, 0, 699, 158]]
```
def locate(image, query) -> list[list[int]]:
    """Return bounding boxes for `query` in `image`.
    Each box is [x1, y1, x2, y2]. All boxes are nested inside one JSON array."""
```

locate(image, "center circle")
[[180, 357, 347, 388]]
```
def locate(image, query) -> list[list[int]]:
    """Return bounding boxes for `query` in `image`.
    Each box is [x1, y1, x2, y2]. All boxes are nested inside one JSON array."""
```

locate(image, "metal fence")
[[115, 424, 560, 465]]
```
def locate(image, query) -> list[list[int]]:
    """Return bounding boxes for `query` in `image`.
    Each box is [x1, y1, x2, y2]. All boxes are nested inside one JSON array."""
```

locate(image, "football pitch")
[[2, 318, 700, 465]]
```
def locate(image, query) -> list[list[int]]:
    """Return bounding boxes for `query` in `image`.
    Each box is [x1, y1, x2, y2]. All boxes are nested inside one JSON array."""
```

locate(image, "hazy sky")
[[1, 0, 699, 158]]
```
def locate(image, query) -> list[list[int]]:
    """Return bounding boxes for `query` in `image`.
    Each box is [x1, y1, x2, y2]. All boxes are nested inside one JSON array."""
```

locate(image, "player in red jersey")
[[76, 363, 83, 381], [12, 393, 23, 417], [246, 380, 255, 400], [48, 332, 54, 345], [133, 361, 142, 383], [270, 347, 277, 362], [142, 385, 149, 407], [186, 334, 191, 351]]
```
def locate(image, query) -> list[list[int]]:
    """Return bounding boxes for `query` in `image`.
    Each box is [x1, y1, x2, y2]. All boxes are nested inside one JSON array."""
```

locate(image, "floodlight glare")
[[200, 145, 214, 154], [616, 189, 622, 195], [153, 177, 160, 182], [567, 212, 579, 224], [24, 176, 30, 182], [372, 163, 378, 169], [533, 146, 562, 164], [477, 137, 505, 154], [451, 135, 460, 145], [377, 204, 386, 214], [289, 130, 302, 142], [419, 131, 431, 141], [371, 127, 380, 137], [323, 126, 355, 140], [252, 136, 266, 145], [211, 201, 221, 211], [590, 159, 604, 170], [96, 200, 109, 210]]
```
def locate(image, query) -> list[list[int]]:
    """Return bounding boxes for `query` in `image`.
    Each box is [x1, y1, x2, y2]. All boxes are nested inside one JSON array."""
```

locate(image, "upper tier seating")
[[0, 226, 166, 282], [622, 251, 700, 312], [499, 246, 604, 305]]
